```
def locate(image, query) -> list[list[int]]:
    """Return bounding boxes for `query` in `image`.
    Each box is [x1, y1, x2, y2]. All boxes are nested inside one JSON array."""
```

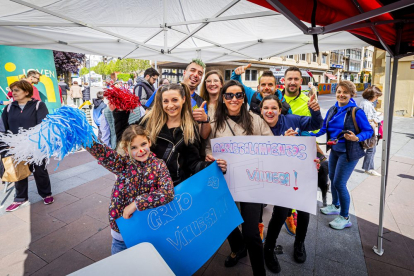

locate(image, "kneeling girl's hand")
[[123, 202, 137, 219], [216, 159, 227, 173]]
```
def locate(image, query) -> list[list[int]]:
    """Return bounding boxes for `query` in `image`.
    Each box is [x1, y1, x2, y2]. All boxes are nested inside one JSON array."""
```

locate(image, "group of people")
[[58, 78, 91, 107], [1, 58, 381, 276], [88, 59, 376, 275]]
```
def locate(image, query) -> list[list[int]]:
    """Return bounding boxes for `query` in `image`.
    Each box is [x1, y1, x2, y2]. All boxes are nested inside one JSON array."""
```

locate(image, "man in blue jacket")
[[231, 63, 291, 115]]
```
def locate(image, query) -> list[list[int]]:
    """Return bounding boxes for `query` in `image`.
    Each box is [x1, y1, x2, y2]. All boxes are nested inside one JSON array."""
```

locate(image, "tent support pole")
[[311, 0, 414, 34], [374, 23, 402, 256], [373, 53, 396, 256], [265, 0, 308, 33]]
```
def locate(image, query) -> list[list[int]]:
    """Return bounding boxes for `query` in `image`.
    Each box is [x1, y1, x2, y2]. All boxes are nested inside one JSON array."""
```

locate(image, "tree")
[[79, 67, 89, 76], [360, 70, 365, 83], [91, 58, 150, 78], [350, 75, 354, 82], [368, 72, 372, 83], [53, 51, 85, 84]]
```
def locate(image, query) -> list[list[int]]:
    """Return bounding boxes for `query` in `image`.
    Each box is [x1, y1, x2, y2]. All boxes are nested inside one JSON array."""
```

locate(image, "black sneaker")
[[293, 240, 307, 263], [224, 247, 247, 267], [264, 247, 281, 273]]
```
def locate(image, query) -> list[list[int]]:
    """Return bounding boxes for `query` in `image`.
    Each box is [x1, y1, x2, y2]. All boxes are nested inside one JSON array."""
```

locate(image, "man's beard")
[[286, 85, 299, 95]]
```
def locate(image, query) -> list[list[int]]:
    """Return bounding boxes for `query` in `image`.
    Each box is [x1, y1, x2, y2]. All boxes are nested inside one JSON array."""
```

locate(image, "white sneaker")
[[365, 170, 381, 176], [329, 215, 352, 230]]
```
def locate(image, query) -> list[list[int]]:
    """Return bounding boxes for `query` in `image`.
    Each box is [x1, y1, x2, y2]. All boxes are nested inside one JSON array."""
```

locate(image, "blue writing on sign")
[[213, 142, 307, 160], [117, 162, 242, 276], [246, 169, 290, 185]]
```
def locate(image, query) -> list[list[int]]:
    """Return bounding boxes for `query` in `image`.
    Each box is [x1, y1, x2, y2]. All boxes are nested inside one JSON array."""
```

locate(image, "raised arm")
[[86, 141, 130, 175], [298, 94, 323, 131], [230, 64, 256, 104], [298, 109, 323, 131]]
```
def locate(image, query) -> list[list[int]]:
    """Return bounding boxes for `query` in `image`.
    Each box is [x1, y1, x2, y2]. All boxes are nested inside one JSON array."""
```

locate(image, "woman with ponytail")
[[114, 83, 227, 186]]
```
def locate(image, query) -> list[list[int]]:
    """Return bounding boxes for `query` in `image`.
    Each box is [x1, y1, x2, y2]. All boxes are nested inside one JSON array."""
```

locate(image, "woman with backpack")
[[311, 81, 372, 230], [2, 80, 54, 212], [359, 86, 383, 176]]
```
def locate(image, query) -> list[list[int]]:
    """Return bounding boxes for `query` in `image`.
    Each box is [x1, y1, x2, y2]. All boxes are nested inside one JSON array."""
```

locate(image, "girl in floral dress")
[[86, 125, 174, 255]]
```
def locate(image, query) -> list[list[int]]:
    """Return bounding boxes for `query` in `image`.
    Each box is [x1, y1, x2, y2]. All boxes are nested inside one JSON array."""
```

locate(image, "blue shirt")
[[269, 109, 323, 136], [230, 70, 290, 112], [311, 98, 373, 143]]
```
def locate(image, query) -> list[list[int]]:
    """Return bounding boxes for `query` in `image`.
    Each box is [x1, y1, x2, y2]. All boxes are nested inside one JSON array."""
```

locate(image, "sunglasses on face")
[[223, 92, 244, 100]]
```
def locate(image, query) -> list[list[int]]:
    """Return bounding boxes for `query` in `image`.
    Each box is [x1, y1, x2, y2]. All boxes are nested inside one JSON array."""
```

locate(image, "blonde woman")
[[114, 83, 227, 186]]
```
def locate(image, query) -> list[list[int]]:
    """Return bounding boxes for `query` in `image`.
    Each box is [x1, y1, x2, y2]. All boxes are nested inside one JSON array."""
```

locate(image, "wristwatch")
[[355, 136, 360, 142], [200, 115, 210, 124]]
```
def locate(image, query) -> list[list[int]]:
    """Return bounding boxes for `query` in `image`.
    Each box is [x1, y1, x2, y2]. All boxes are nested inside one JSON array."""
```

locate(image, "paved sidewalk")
[[0, 94, 413, 275]]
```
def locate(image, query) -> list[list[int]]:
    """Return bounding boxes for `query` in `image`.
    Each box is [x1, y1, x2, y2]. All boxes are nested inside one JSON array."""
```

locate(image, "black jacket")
[[133, 77, 155, 106], [82, 86, 91, 101], [114, 111, 211, 186], [1, 99, 48, 134], [58, 81, 69, 95], [250, 91, 291, 116]]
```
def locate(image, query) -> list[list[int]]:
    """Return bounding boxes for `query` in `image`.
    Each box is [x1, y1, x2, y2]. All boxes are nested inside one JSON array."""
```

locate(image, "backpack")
[[351, 107, 376, 149]]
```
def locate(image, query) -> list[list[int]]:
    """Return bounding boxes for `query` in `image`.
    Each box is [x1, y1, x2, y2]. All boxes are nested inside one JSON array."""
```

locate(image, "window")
[[312, 53, 318, 63], [225, 70, 233, 81], [286, 55, 294, 59], [245, 69, 258, 81], [321, 55, 327, 64], [349, 61, 361, 72], [300, 54, 306, 61]]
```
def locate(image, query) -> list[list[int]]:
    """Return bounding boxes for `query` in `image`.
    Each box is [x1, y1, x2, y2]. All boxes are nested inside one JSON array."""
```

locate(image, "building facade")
[[156, 47, 374, 92]]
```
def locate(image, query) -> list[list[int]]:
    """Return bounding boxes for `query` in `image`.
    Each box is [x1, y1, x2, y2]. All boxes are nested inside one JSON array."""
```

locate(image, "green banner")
[[0, 45, 61, 112]]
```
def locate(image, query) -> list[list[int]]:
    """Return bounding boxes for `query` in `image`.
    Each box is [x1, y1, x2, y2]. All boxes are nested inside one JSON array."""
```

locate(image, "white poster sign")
[[211, 136, 318, 215]]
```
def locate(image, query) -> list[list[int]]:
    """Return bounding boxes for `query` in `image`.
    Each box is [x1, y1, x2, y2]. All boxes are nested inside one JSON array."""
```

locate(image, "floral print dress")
[[87, 142, 174, 233]]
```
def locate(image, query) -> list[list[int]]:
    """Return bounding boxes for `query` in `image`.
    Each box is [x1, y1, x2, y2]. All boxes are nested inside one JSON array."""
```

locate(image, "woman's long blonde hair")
[[141, 83, 198, 145]]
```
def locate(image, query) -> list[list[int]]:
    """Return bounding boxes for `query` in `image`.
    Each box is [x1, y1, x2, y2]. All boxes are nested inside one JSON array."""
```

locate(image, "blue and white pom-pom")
[[0, 106, 97, 166]]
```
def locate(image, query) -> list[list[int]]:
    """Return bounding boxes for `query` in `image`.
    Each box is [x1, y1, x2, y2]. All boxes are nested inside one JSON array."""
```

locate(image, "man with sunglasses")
[[23, 70, 42, 101], [231, 64, 291, 115], [133, 67, 159, 106]]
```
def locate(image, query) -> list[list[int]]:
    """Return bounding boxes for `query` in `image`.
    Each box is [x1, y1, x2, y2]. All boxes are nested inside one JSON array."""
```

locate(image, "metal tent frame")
[[263, 0, 414, 256]]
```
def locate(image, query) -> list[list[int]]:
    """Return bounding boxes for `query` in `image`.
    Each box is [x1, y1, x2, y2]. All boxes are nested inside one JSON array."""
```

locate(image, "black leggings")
[[14, 161, 52, 202], [265, 205, 310, 248], [227, 202, 265, 276]]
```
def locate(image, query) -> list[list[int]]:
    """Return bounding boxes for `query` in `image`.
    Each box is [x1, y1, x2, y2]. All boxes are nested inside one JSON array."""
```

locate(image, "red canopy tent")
[[249, 0, 414, 256]]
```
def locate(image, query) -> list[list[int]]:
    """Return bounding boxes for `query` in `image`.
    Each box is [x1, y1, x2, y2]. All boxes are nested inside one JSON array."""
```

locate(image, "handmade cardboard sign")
[[212, 136, 318, 214], [117, 162, 243, 276]]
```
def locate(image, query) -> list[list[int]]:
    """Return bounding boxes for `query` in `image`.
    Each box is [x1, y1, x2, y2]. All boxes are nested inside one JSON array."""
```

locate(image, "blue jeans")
[[111, 238, 127, 255], [328, 150, 359, 218], [362, 146, 376, 171]]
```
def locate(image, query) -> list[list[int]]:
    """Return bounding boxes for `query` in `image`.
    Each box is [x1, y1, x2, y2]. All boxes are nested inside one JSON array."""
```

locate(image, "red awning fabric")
[[325, 73, 337, 80], [248, 0, 414, 56]]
